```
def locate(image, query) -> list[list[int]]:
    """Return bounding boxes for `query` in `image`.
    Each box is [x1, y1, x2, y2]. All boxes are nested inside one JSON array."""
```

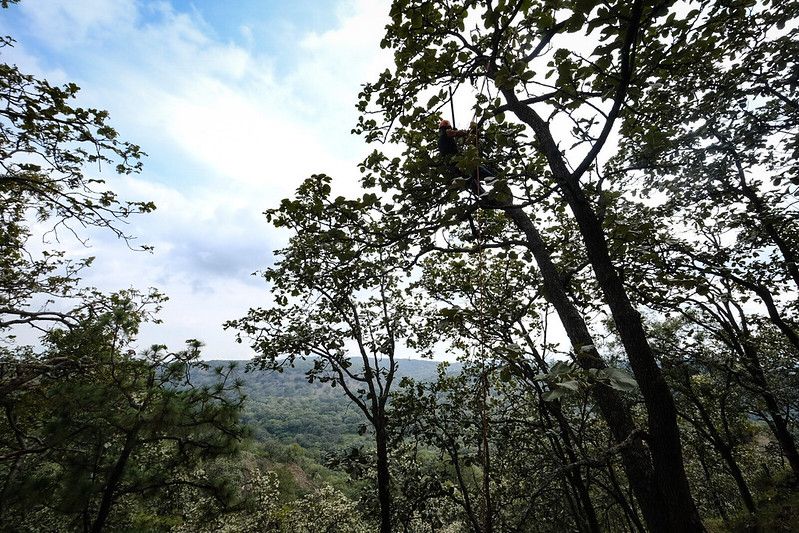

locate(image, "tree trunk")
[[684, 381, 757, 513], [90, 429, 138, 533], [696, 446, 730, 524], [497, 39, 703, 524], [760, 387, 799, 477], [375, 416, 393, 533], [606, 464, 647, 533], [719, 444, 757, 514], [527, 360, 601, 533], [739, 341, 799, 477], [449, 442, 483, 533], [479, 374, 493, 533], [729, 149, 799, 290], [0, 456, 21, 516], [499, 205, 672, 531], [564, 195, 702, 531], [747, 283, 799, 355], [553, 429, 601, 533]]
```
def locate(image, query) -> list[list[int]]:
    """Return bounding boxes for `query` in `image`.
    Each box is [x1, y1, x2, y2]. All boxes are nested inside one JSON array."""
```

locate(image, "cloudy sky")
[[3, 0, 391, 358]]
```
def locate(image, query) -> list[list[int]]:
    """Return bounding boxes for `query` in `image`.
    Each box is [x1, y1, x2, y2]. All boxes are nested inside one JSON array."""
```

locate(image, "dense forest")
[[2, 0, 799, 531]]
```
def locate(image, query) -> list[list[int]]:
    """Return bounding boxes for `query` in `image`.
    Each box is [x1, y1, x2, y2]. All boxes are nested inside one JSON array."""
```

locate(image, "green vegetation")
[[0, 306, 247, 532], [3, 0, 799, 531], [230, 359, 443, 450]]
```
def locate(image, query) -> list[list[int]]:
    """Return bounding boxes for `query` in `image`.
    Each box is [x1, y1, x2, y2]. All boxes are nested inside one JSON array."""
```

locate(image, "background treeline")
[[3, 0, 799, 532]]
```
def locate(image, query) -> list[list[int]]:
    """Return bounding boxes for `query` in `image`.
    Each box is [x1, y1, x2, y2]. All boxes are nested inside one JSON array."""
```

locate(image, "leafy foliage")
[[3, 0, 799, 531], [0, 294, 247, 531], [0, 11, 153, 339]]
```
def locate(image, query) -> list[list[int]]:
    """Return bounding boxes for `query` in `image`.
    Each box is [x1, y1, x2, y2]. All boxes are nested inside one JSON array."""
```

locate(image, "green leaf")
[[543, 388, 565, 401], [603, 367, 638, 392], [558, 380, 579, 391]]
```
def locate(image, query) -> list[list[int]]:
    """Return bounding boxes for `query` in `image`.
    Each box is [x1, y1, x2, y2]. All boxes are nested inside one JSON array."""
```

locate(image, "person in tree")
[[438, 119, 496, 197]]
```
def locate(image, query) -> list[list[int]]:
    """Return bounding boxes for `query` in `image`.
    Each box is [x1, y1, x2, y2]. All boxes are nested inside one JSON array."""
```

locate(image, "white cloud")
[[6, 0, 391, 359], [18, 0, 139, 48], [296, 0, 391, 107]]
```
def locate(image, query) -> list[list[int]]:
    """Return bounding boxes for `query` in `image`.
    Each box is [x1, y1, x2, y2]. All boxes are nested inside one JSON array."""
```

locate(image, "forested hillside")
[[2, 0, 799, 532], [199, 359, 446, 450]]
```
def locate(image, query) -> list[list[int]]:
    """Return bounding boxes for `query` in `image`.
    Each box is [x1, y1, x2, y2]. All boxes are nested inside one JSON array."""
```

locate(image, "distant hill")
[[196, 358, 453, 451], [203, 357, 451, 397]]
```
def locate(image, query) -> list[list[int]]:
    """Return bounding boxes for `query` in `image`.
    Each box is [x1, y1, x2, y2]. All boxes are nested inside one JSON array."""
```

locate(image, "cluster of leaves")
[[531, 359, 637, 401]]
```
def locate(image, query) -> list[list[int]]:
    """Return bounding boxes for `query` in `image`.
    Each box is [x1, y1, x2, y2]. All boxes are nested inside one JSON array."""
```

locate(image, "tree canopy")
[[237, 0, 799, 531]]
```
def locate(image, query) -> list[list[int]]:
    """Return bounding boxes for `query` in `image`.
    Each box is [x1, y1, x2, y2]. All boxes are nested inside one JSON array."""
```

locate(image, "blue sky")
[[168, 1, 341, 55], [3, 0, 390, 358]]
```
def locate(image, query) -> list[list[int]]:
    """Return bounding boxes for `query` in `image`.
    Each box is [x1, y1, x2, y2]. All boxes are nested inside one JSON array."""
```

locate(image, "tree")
[[347, 0, 799, 528], [283, 485, 370, 533], [0, 291, 247, 531], [172, 459, 283, 533], [228, 174, 430, 533], [0, 3, 152, 340], [606, 0, 799, 479], [658, 323, 760, 516], [353, 98, 670, 531], [351, 0, 729, 528], [394, 228, 658, 532]]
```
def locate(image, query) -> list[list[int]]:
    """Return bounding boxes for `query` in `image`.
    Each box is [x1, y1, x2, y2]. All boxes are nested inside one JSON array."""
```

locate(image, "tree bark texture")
[[375, 416, 393, 533], [90, 429, 138, 533]]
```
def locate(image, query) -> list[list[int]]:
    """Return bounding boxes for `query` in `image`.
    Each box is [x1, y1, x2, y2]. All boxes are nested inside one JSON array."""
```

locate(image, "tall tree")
[[351, 0, 736, 529], [0, 291, 247, 532], [228, 175, 427, 533], [610, 0, 799, 479], [405, 226, 650, 532]]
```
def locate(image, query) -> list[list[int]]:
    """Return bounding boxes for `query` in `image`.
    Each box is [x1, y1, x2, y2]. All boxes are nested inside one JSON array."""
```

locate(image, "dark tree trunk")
[[0, 456, 21, 516], [492, 113, 703, 531], [554, 418, 602, 533], [746, 283, 799, 355], [696, 446, 730, 524], [683, 380, 757, 513], [449, 443, 483, 533], [537, 392, 600, 533], [375, 416, 393, 533], [526, 359, 601, 533], [727, 147, 799, 290], [719, 444, 757, 514], [499, 205, 672, 531], [739, 341, 799, 477], [759, 387, 799, 477], [479, 375, 493, 533], [562, 194, 702, 532], [492, 3, 703, 522], [606, 464, 647, 533], [498, 91, 702, 529], [90, 429, 138, 533]]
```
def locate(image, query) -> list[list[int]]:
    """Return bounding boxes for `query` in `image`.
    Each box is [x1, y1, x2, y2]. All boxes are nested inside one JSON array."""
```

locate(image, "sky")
[[2, 0, 392, 359]]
